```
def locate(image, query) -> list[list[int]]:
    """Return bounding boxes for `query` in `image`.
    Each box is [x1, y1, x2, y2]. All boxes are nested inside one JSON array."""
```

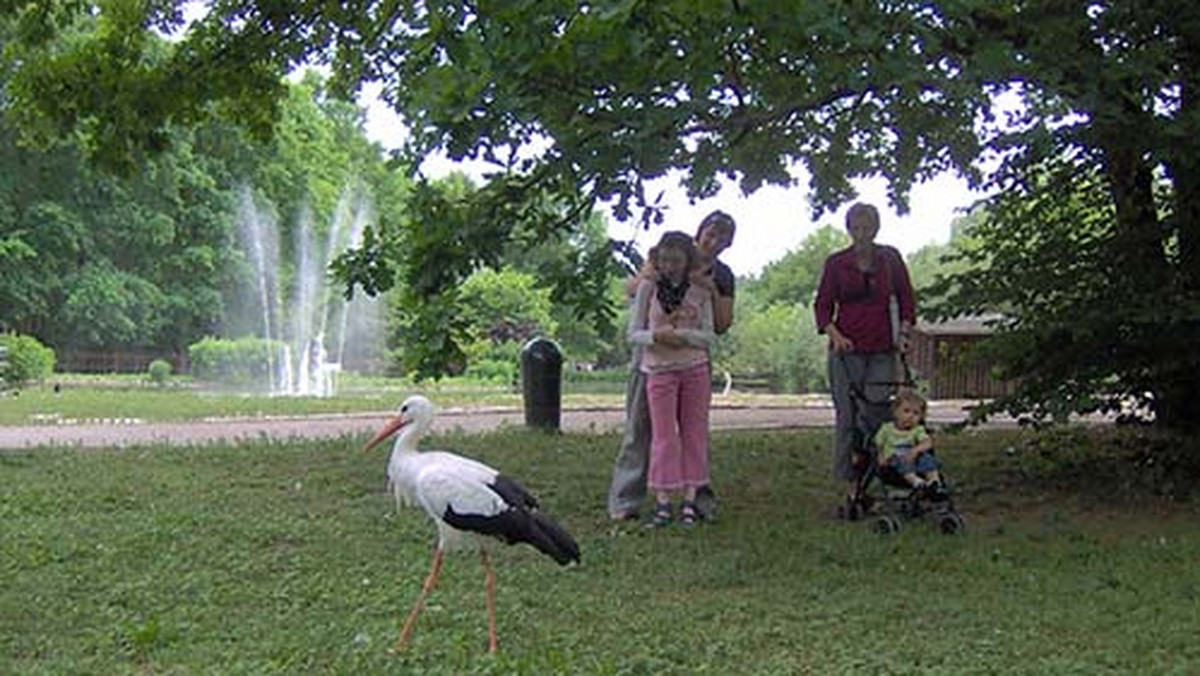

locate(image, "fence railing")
[[55, 350, 189, 375]]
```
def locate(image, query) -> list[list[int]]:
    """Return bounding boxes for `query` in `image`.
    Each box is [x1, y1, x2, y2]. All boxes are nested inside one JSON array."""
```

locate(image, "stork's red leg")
[[394, 545, 444, 652], [481, 549, 498, 653]]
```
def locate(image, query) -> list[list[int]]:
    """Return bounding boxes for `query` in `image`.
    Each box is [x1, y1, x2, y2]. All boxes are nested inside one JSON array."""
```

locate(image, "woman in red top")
[[813, 203, 916, 511]]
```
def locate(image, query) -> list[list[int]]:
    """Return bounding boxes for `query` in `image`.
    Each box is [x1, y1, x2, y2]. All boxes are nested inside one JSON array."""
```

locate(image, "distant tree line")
[[0, 66, 409, 364]]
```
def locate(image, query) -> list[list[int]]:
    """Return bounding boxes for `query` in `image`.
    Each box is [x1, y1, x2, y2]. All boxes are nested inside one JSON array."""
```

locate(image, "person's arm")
[[873, 427, 892, 465], [690, 270, 734, 334], [693, 264, 734, 335], [690, 268, 717, 295], [814, 259, 836, 333], [626, 280, 655, 347], [675, 291, 717, 348], [713, 291, 733, 335], [826, 324, 854, 352], [888, 247, 917, 349], [624, 260, 655, 298], [911, 426, 933, 458], [815, 258, 853, 351]]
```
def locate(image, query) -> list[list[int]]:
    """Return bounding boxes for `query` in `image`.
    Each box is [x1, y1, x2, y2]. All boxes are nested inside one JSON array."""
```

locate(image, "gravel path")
[[0, 400, 994, 450]]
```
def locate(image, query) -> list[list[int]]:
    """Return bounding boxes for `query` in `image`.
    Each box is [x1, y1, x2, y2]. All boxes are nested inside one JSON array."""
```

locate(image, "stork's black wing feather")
[[489, 474, 539, 510], [441, 476, 580, 566]]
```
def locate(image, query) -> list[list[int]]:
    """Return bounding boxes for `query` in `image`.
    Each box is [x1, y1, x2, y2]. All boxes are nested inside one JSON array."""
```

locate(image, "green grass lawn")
[[0, 378, 816, 426], [2, 427, 1198, 674], [0, 381, 573, 426]]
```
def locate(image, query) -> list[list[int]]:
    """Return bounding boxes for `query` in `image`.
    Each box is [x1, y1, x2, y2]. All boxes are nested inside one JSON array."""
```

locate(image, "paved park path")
[[0, 399, 996, 450]]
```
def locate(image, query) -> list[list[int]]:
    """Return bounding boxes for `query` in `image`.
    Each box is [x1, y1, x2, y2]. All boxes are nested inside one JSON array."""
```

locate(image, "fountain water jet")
[[231, 183, 381, 396]]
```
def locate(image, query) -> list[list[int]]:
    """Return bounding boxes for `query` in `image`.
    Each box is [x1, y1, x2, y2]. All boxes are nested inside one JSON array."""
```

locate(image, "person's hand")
[[828, 326, 854, 352], [637, 260, 655, 280], [653, 327, 686, 347], [690, 270, 717, 294]]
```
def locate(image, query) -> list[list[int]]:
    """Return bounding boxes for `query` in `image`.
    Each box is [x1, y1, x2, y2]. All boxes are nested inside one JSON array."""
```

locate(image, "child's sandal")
[[647, 502, 672, 529], [679, 501, 698, 527]]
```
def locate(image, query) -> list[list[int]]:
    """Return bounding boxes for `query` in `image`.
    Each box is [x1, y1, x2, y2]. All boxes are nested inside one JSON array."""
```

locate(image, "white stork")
[[363, 394, 580, 653]]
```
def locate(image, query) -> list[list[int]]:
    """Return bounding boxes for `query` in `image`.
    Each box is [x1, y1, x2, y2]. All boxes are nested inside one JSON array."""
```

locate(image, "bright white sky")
[[359, 87, 984, 279]]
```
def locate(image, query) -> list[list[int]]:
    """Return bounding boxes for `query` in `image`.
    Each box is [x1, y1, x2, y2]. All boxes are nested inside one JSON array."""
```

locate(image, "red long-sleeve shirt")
[[814, 245, 915, 354]]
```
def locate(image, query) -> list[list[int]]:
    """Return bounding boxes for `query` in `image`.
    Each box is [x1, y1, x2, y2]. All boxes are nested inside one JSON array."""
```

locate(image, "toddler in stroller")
[[845, 389, 964, 534], [875, 390, 942, 491]]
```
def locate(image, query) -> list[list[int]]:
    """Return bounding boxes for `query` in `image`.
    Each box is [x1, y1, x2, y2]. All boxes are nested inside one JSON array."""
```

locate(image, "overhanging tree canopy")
[[3, 1, 1198, 427]]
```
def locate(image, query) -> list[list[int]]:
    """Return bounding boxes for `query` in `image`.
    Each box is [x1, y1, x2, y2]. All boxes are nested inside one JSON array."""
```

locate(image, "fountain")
[[231, 183, 382, 396]]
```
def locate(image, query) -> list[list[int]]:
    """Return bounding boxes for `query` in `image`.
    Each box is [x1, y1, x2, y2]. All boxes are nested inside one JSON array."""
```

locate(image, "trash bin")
[[520, 337, 563, 431]]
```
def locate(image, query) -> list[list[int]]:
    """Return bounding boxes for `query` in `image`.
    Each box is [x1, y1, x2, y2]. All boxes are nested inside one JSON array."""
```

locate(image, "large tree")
[[4, 2, 1199, 428]]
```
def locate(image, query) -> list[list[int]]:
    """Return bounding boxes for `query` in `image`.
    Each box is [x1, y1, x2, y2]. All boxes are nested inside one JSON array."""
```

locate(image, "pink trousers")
[[646, 362, 711, 493]]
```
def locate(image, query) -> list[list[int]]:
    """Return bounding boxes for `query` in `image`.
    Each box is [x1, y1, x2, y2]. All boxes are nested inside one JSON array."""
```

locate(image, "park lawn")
[[0, 383, 606, 426], [2, 427, 1198, 674], [0, 381, 814, 426]]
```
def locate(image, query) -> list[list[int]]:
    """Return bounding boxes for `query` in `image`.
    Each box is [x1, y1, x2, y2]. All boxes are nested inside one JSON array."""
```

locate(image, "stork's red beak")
[[364, 416, 408, 452]]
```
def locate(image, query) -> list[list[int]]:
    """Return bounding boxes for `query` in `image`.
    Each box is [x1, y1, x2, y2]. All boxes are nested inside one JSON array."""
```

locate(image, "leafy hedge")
[[0, 333, 57, 387], [561, 367, 629, 385], [146, 359, 172, 387], [188, 337, 286, 385]]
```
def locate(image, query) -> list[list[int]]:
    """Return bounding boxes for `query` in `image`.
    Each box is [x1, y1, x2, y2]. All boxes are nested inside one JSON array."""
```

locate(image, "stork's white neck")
[[391, 419, 427, 456]]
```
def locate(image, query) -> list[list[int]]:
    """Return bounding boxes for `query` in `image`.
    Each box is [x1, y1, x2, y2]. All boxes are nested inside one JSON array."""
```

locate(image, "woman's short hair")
[[697, 210, 737, 238], [845, 202, 880, 230]]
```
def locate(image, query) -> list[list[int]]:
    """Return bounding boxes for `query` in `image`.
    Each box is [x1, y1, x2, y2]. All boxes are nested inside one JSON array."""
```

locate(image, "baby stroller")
[[837, 354, 965, 535]]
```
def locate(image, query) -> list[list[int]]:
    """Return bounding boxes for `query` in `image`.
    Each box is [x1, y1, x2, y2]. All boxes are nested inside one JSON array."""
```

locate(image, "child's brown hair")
[[648, 230, 699, 273], [893, 389, 927, 415]]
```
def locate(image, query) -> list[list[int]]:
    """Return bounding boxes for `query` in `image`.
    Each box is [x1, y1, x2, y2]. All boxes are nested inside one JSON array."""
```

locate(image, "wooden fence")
[[55, 349, 190, 375], [909, 319, 1015, 400]]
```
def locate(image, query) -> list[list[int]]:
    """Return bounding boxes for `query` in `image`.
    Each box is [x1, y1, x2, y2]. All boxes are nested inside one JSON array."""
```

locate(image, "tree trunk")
[[1156, 378, 1200, 433], [1175, 28, 1200, 289], [1102, 132, 1200, 432], [1155, 36, 1200, 433], [1104, 142, 1165, 277]]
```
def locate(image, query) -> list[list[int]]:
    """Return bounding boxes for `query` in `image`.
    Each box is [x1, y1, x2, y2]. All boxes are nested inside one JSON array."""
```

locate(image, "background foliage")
[[3, 2, 1200, 430], [187, 336, 287, 387], [0, 332, 55, 387]]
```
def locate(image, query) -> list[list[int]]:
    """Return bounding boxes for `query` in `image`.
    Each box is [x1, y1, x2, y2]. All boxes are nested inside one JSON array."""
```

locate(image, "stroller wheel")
[[938, 512, 965, 535], [872, 515, 901, 535]]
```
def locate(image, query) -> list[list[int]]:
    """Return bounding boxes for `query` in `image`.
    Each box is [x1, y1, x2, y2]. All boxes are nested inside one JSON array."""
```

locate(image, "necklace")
[[655, 277, 690, 315]]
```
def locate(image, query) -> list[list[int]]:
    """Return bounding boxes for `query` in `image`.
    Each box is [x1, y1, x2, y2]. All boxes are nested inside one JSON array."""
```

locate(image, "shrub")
[[188, 337, 286, 386], [146, 359, 172, 387], [462, 339, 522, 384], [562, 367, 629, 385], [0, 333, 57, 387], [465, 357, 517, 384]]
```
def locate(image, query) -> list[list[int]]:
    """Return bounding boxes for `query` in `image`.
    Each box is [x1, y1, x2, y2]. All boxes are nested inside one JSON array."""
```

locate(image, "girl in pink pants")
[[627, 231, 716, 528]]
